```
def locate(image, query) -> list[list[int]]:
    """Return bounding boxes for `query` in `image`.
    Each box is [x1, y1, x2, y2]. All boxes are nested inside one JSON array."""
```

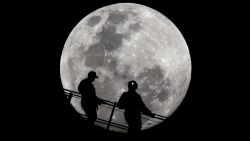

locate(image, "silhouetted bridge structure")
[[64, 88, 167, 132]]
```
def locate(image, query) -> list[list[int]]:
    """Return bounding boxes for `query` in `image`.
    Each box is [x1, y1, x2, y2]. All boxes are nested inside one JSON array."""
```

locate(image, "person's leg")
[[87, 109, 97, 125], [84, 107, 97, 125], [128, 124, 141, 134]]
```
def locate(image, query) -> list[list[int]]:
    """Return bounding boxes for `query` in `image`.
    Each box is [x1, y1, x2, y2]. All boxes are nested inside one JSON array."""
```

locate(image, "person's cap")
[[88, 71, 99, 78]]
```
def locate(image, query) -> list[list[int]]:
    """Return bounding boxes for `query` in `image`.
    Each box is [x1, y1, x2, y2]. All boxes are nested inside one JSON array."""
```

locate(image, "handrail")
[[63, 88, 167, 131]]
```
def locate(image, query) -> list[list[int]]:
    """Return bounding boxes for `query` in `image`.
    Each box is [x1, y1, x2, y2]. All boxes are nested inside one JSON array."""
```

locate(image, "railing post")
[[106, 102, 117, 130], [67, 92, 73, 103]]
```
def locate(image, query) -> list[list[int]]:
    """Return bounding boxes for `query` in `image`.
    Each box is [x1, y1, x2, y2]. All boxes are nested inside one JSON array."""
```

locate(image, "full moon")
[[60, 3, 191, 132]]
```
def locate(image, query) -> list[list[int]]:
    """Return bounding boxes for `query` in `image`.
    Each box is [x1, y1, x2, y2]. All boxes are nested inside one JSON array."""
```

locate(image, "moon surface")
[[60, 3, 191, 132]]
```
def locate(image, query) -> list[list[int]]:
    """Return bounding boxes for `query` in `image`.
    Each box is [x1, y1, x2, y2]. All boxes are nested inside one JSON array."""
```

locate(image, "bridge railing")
[[64, 88, 167, 131]]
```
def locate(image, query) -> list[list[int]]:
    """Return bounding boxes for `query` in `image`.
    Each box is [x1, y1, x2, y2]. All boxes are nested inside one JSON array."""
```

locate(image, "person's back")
[[78, 78, 96, 108], [118, 80, 155, 133], [119, 91, 146, 128]]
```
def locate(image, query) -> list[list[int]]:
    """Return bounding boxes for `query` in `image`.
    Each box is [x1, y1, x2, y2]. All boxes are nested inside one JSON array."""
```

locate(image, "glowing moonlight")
[[60, 3, 191, 132]]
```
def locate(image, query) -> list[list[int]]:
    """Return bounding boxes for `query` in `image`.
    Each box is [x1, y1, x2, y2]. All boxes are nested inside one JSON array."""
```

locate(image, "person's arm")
[[96, 97, 106, 105], [139, 97, 155, 118], [117, 93, 126, 109]]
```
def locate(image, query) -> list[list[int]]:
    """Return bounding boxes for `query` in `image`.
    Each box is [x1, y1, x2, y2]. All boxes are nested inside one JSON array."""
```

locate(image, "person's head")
[[128, 80, 138, 91], [87, 71, 98, 82]]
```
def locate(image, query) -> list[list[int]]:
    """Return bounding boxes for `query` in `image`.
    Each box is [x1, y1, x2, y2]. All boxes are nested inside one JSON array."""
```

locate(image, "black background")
[[3, 0, 246, 140]]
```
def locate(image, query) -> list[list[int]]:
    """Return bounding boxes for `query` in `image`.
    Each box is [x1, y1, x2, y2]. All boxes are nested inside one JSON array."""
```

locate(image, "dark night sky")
[[3, 0, 246, 140]]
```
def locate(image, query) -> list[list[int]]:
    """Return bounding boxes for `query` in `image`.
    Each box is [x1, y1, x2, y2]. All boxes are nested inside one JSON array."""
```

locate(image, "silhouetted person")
[[78, 71, 105, 125], [117, 80, 155, 133]]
